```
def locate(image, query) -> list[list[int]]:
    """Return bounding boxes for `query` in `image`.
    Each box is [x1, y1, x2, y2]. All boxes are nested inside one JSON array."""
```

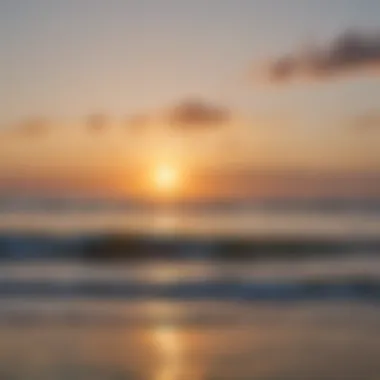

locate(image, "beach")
[[0, 301, 379, 379]]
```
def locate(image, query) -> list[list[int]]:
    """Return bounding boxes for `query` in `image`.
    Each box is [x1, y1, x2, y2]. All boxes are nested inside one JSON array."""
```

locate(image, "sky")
[[0, 0, 380, 199]]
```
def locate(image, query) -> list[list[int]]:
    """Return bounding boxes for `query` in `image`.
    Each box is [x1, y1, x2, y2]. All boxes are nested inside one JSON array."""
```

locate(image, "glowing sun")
[[153, 164, 180, 193]]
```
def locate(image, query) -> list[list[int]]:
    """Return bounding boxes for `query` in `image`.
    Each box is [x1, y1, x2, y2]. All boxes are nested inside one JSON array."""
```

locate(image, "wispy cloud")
[[349, 110, 380, 132], [17, 117, 50, 137], [252, 30, 380, 84], [166, 98, 231, 129], [85, 113, 109, 132]]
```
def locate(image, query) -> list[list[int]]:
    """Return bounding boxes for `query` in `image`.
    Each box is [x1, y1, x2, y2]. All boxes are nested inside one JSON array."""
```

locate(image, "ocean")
[[0, 197, 379, 379]]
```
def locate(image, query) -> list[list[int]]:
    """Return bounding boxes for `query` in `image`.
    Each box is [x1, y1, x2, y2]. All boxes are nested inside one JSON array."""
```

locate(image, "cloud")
[[349, 111, 380, 132], [18, 117, 50, 137], [253, 30, 380, 84], [86, 113, 109, 132], [80, 100, 233, 135], [167, 98, 231, 128]]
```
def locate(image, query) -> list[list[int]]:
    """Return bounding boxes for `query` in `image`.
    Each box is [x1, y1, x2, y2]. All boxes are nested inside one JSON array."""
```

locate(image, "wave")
[[0, 232, 379, 260], [0, 276, 379, 302]]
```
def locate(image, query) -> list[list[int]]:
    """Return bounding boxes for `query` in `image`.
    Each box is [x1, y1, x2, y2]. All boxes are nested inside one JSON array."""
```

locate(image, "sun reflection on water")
[[152, 325, 182, 380]]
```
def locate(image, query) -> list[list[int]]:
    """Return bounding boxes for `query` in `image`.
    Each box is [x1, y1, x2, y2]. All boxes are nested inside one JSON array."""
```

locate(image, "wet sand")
[[0, 302, 379, 380]]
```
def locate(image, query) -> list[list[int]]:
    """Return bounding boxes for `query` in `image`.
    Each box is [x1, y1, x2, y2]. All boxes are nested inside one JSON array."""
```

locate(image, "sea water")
[[0, 197, 379, 379]]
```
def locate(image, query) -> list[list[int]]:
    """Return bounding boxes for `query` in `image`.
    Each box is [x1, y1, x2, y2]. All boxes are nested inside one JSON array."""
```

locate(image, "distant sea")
[[0, 196, 379, 237]]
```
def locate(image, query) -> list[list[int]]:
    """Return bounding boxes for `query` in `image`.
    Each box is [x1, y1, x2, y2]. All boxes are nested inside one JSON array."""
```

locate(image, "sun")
[[153, 164, 179, 193]]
